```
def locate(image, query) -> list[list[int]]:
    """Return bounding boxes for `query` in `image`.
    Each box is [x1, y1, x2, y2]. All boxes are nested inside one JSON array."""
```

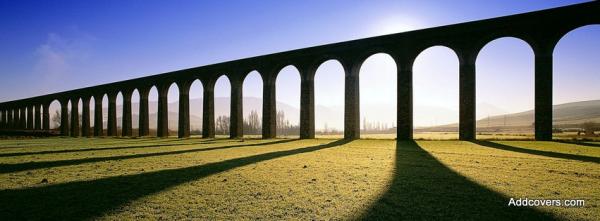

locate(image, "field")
[[0, 137, 599, 220]]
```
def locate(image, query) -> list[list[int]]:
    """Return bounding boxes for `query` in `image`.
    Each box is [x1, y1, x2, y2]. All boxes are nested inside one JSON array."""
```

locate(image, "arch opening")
[[167, 82, 180, 136], [148, 86, 158, 136], [315, 59, 344, 137], [189, 79, 204, 136], [130, 89, 140, 136], [476, 37, 534, 139], [413, 46, 460, 139], [553, 25, 600, 139], [359, 53, 397, 139], [276, 65, 301, 138], [214, 75, 231, 136], [243, 71, 263, 137], [49, 100, 61, 130], [115, 92, 123, 135]]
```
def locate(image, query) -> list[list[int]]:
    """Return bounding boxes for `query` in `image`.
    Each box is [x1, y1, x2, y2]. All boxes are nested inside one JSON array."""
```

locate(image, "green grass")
[[0, 137, 599, 220]]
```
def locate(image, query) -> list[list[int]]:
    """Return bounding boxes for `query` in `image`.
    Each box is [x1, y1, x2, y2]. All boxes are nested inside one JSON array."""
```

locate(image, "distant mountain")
[[426, 100, 600, 131]]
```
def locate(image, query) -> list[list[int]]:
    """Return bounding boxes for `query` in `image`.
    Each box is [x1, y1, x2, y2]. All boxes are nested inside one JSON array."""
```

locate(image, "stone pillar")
[[18, 107, 22, 129], [60, 101, 69, 136], [344, 67, 360, 140], [9, 109, 14, 129], [4, 109, 8, 129], [0, 109, 4, 129], [43, 103, 50, 130], [13, 109, 17, 129], [459, 54, 476, 140], [70, 98, 80, 137], [12, 109, 18, 129], [397, 57, 414, 140], [202, 81, 215, 138], [230, 78, 243, 138], [138, 87, 150, 137], [20, 107, 27, 129], [535, 50, 553, 141], [299, 71, 315, 139], [2, 109, 6, 129], [14, 109, 18, 129], [93, 94, 104, 136], [82, 97, 91, 137], [122, 90, 133, 137], [107, 92, 117, 136], [157, 85, 169, 138], [34, 104, 41, 130], [3, 109, 7, 129], [178, 82, 191, 138], [262, 78, 276, 139], [16, 108, 20, 129], [27, 106, 34, 129]]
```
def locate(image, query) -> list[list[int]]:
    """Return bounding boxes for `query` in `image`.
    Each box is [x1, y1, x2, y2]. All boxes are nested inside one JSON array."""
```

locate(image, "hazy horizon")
[[45, 96, 600, 131]]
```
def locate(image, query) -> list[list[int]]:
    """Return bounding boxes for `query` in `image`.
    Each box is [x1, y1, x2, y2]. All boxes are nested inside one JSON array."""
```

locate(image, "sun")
[[372, 16, 424, 35]]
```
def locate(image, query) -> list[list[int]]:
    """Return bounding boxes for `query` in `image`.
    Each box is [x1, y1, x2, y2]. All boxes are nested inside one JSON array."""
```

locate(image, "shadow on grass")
[[0, 139, 348, 220], [0, 139, 298, 174], [0, 141, 217, 158], [473, 140, 600, 164], [554, 140, 600, 148], [358, 141, 556, 220], [0, 138, 173, 150]]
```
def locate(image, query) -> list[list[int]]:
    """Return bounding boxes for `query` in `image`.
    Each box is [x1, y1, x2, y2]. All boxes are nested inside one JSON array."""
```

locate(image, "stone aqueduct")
[[0, 2, 598, 140]]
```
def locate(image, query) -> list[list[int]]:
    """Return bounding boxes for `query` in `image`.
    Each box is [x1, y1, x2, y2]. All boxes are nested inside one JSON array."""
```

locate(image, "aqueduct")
[[0, 2, 598, 140]]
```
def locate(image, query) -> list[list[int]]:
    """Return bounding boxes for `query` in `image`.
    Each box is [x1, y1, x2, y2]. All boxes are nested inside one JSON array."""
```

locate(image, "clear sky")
[[1, 0, 598, 129]]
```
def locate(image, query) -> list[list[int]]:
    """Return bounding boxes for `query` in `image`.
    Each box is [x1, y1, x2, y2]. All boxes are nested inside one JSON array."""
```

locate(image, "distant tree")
[[582, 121, 598, 136], [275, 110, 299, 136], [244, 110, 261, 135], [216, 115, 230, 135], [51, 110, 68, 129], [276, 110, 285, 130]]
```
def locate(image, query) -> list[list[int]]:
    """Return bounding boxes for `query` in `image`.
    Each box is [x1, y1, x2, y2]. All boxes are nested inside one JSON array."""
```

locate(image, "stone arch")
[[48, 99, 62, 130], [475, 37, 535, 137], [115, 91, 124, 135], [166, 81, 180, 136], [148, 85, 159, 136], [553, 24, 600, 136], [275, 65, 301, 137], [358, 53, 397, 138], [130, 88, 140, 136], [189, 79, 204, 135], [242, 70, 263, 136], [89, 95, 97, 132], [413, 45, 460, 138], [314, 59, 345, 135], [475, 35, 534, 61], [214, 74, 231, 136]]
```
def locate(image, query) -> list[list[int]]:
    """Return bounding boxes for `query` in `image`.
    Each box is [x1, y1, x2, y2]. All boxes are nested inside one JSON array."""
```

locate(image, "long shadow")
[[554, 140, 600, 148], [0, 139, 165, 150], [0, 139, 298, 174], [358, 141, 556, 220], [0, 139, 348, 220], [473, 140, 600, 164], [0, 141, 217, 158]]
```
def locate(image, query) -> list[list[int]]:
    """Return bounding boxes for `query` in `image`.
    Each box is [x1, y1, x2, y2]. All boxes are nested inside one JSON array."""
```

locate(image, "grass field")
[[0, 137, 599, 220]]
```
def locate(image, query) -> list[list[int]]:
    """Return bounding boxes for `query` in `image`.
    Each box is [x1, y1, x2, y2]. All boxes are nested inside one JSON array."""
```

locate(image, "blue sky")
[[1, 0, 598, 129]]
